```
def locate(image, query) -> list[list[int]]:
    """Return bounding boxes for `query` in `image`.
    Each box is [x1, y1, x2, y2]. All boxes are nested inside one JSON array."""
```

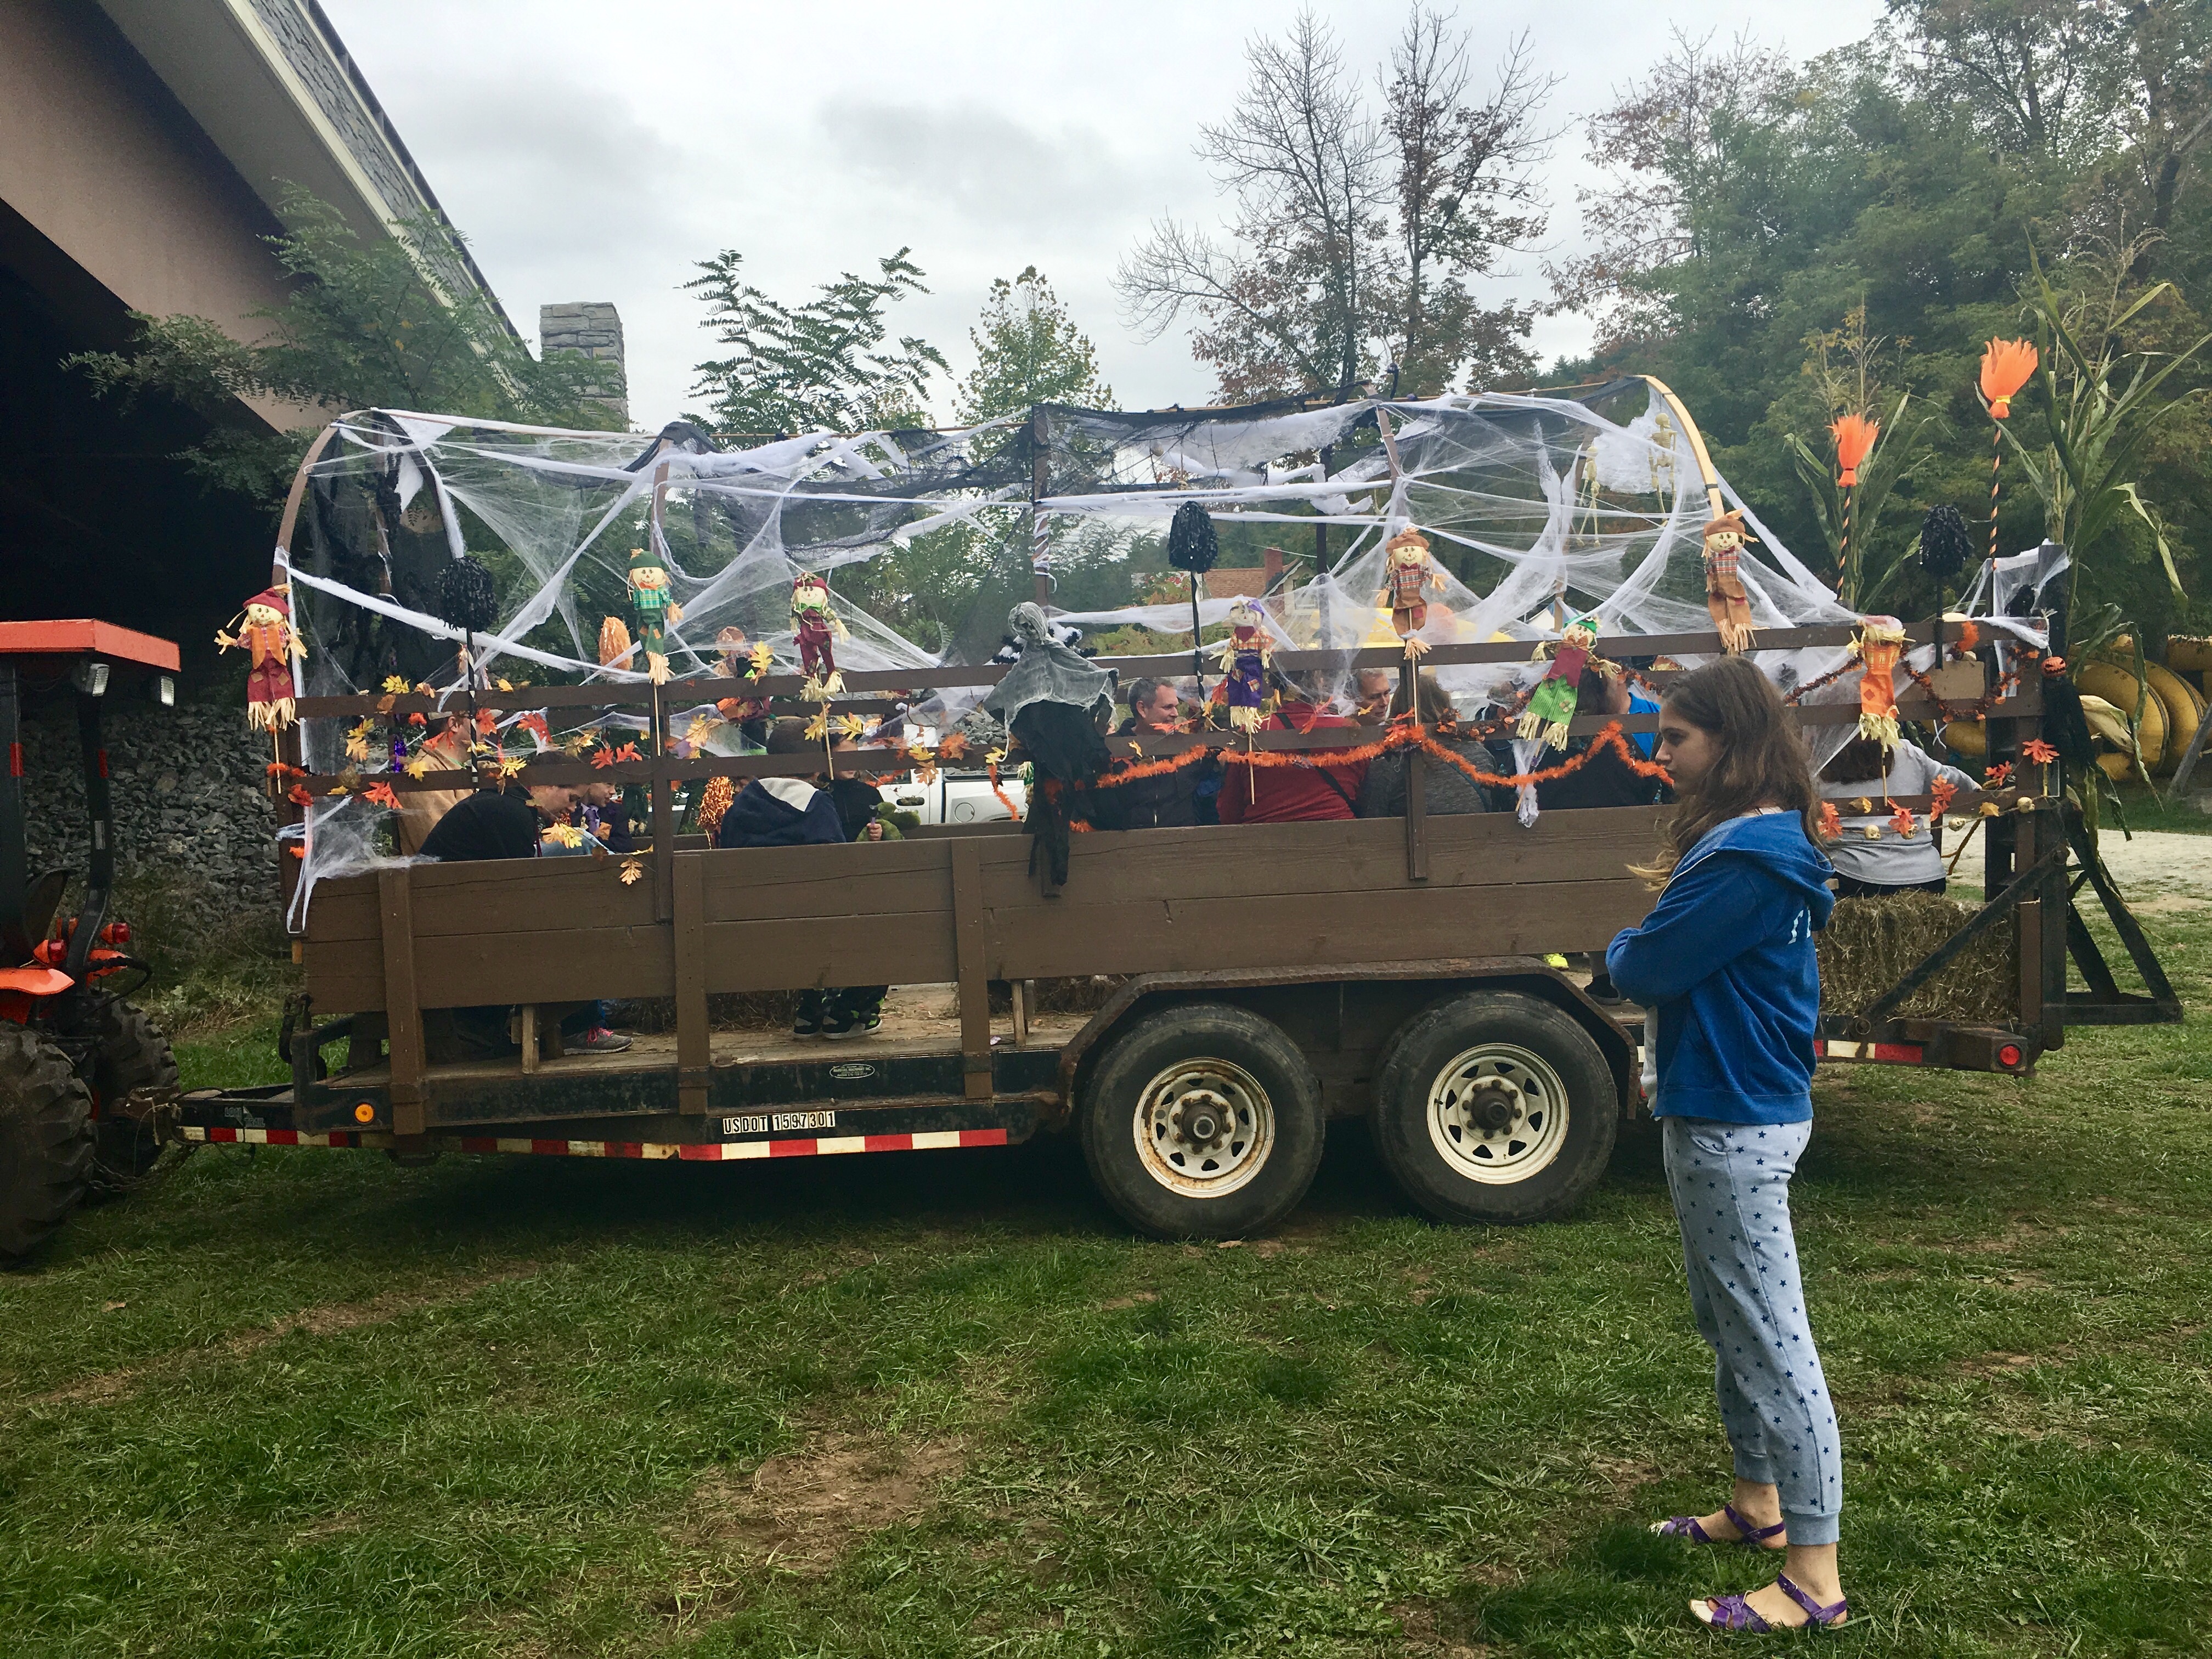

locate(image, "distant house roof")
[[1204, 568, 1271, 599]]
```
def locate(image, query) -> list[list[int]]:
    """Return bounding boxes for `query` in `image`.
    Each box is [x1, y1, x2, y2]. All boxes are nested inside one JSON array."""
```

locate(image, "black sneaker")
[[820, 1007, 860, 1039], [792, 1009, 821, 1037], [850, 1008, 882, 1036]]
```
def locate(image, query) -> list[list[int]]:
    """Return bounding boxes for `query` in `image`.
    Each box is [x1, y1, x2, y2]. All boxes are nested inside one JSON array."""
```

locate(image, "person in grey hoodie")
[[1607, 657, 1850, 1634]]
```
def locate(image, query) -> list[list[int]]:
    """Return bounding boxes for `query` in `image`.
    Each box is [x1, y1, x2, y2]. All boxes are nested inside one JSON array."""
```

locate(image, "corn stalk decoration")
[[2000, 244, 2212, 615], [1785, 391, 1934, 611]]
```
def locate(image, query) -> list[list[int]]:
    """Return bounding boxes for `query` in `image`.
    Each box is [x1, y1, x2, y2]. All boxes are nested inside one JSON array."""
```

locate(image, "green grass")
[[2106, 783, 2212, 837], [5, 911, 2208, 1657]]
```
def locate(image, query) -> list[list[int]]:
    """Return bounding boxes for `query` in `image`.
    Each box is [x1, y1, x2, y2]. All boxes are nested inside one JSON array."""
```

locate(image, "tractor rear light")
[[1997, 1042, 2023, 1069], [99, 922, 131, 945]]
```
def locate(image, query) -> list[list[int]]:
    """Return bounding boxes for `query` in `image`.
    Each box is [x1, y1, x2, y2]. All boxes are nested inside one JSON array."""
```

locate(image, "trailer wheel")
[[1371, 991, 1617, 1224], [87, 998, 179, 1190], [1079, 1003, 1323, 1240], [0, 1024, 95, 1262]]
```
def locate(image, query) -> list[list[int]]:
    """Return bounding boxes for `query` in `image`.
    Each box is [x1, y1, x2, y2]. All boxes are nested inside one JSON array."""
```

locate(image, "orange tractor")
[[1, 622, 183, 1261]]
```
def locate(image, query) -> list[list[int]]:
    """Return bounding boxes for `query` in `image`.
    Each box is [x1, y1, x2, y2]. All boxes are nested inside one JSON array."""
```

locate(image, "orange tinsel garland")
[[1088, 720, 1671, 795]]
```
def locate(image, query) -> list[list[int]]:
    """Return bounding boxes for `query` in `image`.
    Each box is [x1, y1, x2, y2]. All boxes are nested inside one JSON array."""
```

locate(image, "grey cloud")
[[819, 101, 1142, 237]]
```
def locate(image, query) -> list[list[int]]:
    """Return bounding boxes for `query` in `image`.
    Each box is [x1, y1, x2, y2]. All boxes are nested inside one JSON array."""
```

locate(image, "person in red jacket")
[[1216, 670, 1368, 823]]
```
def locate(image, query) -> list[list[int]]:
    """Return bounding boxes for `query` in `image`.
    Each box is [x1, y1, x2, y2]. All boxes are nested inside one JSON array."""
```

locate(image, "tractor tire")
[[1370, 990, 1618, 1224], [87, 997, 179, 1190], [1079, 1003, 1324, 1240], [0, 1024, 95, 1263]]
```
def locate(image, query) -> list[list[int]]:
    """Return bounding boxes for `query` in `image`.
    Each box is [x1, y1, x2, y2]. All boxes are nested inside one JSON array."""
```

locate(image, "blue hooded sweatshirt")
[[1606, 810, 1835, 1125]]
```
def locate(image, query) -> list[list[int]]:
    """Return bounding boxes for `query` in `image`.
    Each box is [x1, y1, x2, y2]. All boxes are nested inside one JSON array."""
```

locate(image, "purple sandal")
[[1692, 1572, 1849, 1632], [1651, 1502, 1787, 1548]]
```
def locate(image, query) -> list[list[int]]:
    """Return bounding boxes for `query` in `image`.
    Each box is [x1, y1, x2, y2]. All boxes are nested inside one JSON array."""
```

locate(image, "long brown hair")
[[1635, 656, 1820, 885]]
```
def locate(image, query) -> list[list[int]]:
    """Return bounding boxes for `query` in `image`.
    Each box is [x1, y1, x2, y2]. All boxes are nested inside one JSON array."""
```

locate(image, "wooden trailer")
[[168, 616, 2171, 1239]]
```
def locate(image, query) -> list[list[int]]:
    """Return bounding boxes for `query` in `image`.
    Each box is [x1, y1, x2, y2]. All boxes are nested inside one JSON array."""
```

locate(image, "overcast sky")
[[321, 1, 1887, 430]]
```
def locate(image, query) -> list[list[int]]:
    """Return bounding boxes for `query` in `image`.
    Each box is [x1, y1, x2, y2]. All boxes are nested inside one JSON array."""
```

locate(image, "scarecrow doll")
[[1852, 615, 1907, 750], [625, 545, 682, 681], [1517, 614, 1606, 749], [1213, 598, 1274, 732], [216, 584, 301, 731], [712, 625, 771, 727], [791, 571, 847, 698], [1378, 527, 1447, 657], [1701, 510, 1758, 653]]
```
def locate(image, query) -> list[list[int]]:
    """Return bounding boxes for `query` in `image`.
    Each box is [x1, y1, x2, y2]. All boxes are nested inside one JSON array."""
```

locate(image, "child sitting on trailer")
[[1817, 736, 1978, 897], [714, 719, 883, 1039]]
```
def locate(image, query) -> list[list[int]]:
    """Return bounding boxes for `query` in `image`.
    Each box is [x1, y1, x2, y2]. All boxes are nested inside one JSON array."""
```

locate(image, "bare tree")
[[1383, 10, 1558, 393], [1117, 10, 1390, 402]]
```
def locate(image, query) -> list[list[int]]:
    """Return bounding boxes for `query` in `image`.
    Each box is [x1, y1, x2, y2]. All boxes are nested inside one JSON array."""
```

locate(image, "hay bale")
[[1816, 891, 2017, 1024]]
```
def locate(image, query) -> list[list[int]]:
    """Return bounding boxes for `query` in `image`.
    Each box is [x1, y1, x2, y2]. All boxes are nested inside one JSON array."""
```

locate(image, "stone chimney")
[[539, 302, 629, 426]]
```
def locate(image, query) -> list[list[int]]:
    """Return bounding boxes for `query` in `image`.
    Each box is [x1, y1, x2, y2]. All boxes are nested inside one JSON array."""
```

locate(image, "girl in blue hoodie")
[[1606, 657, 1849, 1633]]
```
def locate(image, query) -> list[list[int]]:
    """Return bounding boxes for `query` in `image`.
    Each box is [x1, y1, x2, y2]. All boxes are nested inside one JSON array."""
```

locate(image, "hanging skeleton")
[[216, 585, 301, 731], [625, 545, 682, 682], [1213, 599, 1273, 732], [1517, 614, 1605, 749], [1377, 527, 1447, 657], [1701, 510, 1758, 653]]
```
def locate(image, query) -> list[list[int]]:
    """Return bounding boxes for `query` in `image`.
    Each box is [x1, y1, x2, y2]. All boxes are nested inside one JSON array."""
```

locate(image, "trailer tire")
[[0, 1024, 95, 1263], [87, 998, 178, 1191], [1079, 1003, 1323, 1240], [1371, 990, 1617, 1224]]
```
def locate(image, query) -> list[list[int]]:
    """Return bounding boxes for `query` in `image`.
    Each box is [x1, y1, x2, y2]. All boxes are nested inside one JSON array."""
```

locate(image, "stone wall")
[[20, 699, 283, 936]]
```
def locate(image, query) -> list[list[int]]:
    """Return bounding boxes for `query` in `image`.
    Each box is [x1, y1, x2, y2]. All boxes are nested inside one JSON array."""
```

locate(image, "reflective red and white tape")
[[181, 1126, 1010, 1159], [1819, 1039, 1923, 1064]]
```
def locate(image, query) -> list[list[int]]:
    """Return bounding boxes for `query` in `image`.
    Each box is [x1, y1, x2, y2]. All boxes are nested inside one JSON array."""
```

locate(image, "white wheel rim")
[[1131, 1057, 1274, 1198], [1425, 1042, 1570, 1184]]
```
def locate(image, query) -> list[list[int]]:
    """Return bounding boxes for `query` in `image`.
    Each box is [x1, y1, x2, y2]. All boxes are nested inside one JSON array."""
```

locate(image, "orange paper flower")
[[364, 781, 402, 809], [1980, 338, 2038, 419], [1830, 413, 1880, 487], [1888, 803, 1918, 837], [2022, 738, 2057, 765], [1929, 776, 1957, 816], [1818, 800, 1843, 840]]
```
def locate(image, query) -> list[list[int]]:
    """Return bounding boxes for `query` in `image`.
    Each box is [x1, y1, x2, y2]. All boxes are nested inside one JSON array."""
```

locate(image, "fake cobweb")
[[276, 385, 2046, 926]]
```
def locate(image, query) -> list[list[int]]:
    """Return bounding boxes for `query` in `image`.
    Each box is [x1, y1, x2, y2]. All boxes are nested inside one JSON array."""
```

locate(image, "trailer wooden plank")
[[950, 840, 992, 1101], [984, 881, 1652, 979], [673, 853, 709, 1113], [377, 867, 426, 1135]]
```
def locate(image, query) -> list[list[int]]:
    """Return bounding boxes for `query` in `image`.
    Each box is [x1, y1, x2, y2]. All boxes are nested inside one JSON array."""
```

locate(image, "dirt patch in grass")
[[26, 1268, 538, 1408], [679, 1430, 968, 1575], [1392, 1595, 1500, 1655]]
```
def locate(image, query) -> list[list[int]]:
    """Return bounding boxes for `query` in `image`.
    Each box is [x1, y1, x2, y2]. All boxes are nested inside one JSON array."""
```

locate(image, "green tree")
[[684, 247, 949, 435], [67, 188, 621, 507], [953, 267, 1113, 422]]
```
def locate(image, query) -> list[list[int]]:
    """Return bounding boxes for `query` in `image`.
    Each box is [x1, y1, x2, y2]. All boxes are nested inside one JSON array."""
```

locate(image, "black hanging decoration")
[[436, 554, 499, 632], [1917, 504, 1974, 582], [2040, 670, 2098, 776], [1166, 501, 1220, 573]]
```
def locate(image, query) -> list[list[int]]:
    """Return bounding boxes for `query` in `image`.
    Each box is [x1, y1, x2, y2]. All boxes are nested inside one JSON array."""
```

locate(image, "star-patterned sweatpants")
[[1661, 1116, 1842, 1545]]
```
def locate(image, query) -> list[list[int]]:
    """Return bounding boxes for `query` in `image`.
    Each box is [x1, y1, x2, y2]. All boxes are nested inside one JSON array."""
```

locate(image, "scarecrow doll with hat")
[[1377, 526, 1448, 658], [625, 544, 683, 682], [1701, 510, 1758, 653], [216, 584, 302, 731], [791, 572, 848, 699]]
